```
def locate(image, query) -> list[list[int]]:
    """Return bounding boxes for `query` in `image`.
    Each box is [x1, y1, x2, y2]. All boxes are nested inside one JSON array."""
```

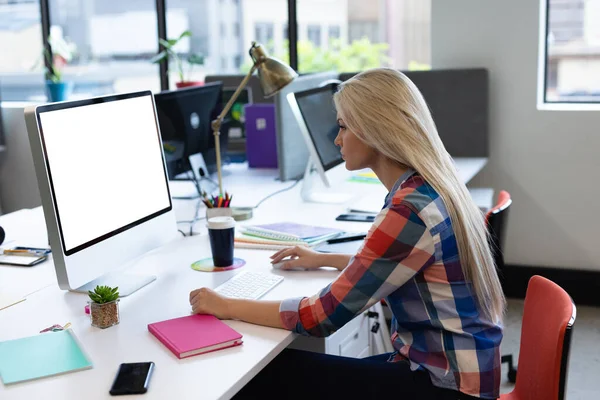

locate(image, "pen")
[[3, 249, 47, 257], [326, 233, 367, 244]]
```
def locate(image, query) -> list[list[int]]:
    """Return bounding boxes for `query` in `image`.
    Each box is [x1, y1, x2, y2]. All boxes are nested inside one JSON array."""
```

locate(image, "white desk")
[[454, 157, 487, 184], [0, 160, 486, 399]]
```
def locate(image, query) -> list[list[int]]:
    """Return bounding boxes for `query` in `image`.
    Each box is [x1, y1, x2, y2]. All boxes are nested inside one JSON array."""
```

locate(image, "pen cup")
[[207, 216, 235, 267]]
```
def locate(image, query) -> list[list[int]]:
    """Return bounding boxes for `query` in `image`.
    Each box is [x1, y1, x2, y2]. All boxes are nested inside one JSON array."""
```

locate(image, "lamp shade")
[[249, 42, 298, 97]]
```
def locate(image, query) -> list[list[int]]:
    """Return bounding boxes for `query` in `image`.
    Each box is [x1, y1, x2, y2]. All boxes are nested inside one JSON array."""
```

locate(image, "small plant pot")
[[176, 81, 204, 89], [45, 81, 74, 102], [89, 299, 120, 329]]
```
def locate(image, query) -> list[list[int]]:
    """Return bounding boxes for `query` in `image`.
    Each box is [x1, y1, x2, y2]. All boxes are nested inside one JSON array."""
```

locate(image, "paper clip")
[[40, 322, 72, 333]]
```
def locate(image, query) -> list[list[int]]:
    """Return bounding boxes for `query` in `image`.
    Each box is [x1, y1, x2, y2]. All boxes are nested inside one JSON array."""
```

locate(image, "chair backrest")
[[511, 275, 576, 400], [486, 190, 511, 270]]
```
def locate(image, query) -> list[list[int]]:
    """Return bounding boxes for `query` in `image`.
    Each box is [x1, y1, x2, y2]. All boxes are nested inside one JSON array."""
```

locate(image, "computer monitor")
[[288, 82, 351, 203], [274, 71, 338, 181], [154, 81, 225, 179], [24, 91, 178, 296], [339, 68, 489, 157], [205, 74, 271, 158]]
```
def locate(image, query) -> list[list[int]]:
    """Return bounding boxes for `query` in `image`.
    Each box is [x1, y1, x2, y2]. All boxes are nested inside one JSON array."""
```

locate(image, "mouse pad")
[[191, 257, 246, 272]]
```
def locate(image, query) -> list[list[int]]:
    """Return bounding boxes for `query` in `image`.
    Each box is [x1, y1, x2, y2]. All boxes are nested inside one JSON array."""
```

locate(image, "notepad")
[[252, 222, 342, 241], [148, 314, 243, 359], [0, 329, 92, 385]]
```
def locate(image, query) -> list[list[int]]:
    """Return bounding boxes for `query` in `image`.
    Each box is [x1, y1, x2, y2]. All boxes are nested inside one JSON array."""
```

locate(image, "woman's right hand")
[[270, 246, 325, 271]]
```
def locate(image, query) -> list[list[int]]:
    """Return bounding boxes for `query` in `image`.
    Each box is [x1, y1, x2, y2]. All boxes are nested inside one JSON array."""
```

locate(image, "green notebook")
[[0, 329, 92, 385]]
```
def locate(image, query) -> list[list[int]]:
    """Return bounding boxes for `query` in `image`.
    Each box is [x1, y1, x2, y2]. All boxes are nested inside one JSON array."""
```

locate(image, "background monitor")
[[274, 71, 338, 181], [293, 83, 342, 175], [339, 68, 489, 158], [288, 82, 351, 203], [0, 83, 4, 150], [154, 81, 224, 178], [24, 91, 177, 295]]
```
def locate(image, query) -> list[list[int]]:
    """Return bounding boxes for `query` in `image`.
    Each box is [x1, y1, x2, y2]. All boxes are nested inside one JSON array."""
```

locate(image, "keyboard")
[[214, 271, 284, 300]]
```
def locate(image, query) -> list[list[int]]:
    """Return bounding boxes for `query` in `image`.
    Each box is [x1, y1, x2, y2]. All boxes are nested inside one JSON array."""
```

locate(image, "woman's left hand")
[[189, 287, 230, 319]]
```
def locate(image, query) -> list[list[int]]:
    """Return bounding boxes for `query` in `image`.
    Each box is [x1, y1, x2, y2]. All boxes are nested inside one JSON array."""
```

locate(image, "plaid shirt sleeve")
[[280, 201, 436, 336]]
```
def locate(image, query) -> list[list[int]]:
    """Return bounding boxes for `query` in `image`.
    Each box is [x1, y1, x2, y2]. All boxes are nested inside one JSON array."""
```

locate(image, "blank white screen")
[[38, 95, 171, 253]]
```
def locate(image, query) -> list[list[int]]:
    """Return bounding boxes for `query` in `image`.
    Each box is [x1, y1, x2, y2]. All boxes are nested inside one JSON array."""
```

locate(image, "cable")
[[189, 198, 205, 236], [177, 229, 186, 237], [253, 179, 300, 209]]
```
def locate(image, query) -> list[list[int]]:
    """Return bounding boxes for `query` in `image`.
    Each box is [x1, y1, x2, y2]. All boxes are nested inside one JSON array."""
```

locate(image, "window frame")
[[538, 0, 600, 110]]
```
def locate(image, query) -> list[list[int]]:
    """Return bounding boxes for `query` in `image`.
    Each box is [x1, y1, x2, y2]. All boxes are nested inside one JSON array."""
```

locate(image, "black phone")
[[109, 362, 154, 396], [335, 214, 376, 223]]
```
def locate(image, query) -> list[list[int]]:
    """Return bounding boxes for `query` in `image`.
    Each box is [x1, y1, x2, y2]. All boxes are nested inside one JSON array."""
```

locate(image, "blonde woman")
[[190, 68, 505, 399]]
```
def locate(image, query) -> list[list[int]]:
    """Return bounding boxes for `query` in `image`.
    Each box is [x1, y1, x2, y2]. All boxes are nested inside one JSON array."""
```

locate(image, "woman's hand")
[[270, 246, 326, 270], [189, 287, 230, 319]]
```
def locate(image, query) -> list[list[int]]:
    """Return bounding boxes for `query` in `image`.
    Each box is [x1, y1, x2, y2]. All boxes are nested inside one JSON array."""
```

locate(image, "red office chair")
[[500, 276, 576, 400], [486, 190, 512, 271]]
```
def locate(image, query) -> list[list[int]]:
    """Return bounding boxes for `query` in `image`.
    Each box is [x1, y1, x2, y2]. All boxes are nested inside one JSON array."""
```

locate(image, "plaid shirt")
[[280, 171, 502, 399]]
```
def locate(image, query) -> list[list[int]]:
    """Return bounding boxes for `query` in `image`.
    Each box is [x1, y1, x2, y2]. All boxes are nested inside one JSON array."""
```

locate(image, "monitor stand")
[[300, 161, 353, 204], [72, 273, 156, 297]]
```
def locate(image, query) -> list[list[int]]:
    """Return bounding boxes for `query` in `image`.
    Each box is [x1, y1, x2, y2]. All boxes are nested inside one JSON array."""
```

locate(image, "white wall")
[[432, 0, 600, 270], [0, 104, 41, 214]]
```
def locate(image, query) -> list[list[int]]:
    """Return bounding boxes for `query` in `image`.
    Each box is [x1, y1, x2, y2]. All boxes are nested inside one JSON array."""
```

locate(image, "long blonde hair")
[[334, 68, 505, 322]]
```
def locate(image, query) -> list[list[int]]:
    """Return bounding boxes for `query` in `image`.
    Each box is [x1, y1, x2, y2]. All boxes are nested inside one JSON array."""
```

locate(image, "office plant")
[[43, 33, 76, 102], [151, 30, 205, 88], [88, 285, 120, 329]]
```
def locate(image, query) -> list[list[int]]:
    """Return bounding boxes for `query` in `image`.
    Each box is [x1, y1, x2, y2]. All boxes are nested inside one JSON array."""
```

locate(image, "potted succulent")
[[44, 31, 76, 102], [151, 30, 205, 89], [88, 285, 120, 329]]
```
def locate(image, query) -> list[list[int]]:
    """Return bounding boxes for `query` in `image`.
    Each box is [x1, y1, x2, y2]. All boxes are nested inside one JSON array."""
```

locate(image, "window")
[[166, 0, 243, 88], [542, 0, 600, 103], [307, 24, 321, 47], [234, 54, 242, 68], [0, 0, 44, 101], [254, 22, 274, 50], [328, 25, 340, 41], [47, 0, 161, 96], [296, 0, 431, 74]]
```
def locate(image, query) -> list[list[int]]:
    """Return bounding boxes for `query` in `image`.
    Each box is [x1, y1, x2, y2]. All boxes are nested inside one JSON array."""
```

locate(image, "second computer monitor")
[[293, 83, 343, 175], [154, 81, 224, 178], [288, 82, 351, 203]]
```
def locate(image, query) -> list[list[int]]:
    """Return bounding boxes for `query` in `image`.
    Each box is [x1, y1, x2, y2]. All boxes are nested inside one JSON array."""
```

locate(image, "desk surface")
[[0, 159, 486, 399]]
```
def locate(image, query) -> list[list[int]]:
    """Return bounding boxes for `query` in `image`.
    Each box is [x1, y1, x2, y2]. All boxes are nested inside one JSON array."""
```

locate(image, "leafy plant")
[[151, 30, 205, 83], [241, 37, 430, 74], [88, 285, 119, 304], [44, 33, 76, 83]]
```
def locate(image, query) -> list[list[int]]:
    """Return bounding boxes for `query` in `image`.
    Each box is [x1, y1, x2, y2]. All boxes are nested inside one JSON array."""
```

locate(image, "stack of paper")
[[0, 329, 92, 385], [235, 222, 342, 250]]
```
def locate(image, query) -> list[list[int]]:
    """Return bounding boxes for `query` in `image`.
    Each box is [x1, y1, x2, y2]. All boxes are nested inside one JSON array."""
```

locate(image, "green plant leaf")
[[179, 30, 192, 40], [88, 284, 119, 303], [187, 54, 204, 65], [150, 51, 168, 64], [159, 38, 173, 49]]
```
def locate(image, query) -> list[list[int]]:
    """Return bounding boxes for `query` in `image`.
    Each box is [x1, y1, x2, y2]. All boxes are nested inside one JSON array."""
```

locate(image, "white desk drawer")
[[326, 311, 370, 358]]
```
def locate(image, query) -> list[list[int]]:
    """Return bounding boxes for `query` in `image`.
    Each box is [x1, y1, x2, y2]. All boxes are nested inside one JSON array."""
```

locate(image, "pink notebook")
[[148, 314, 243, 359]]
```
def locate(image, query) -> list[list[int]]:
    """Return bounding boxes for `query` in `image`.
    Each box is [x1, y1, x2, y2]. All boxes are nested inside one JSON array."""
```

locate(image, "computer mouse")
[[271, 261, 306, 271]]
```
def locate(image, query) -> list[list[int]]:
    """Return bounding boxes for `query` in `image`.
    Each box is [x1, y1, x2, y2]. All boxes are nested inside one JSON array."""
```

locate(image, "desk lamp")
[[211, 42, 297, 195]]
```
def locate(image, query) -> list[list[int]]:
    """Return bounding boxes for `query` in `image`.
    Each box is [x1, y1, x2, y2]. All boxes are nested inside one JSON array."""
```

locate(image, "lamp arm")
[[211, 63, 259, 195]]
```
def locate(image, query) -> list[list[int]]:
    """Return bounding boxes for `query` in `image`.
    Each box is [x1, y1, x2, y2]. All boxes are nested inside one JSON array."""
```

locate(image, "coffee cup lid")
[[207, 216, 235, 229]]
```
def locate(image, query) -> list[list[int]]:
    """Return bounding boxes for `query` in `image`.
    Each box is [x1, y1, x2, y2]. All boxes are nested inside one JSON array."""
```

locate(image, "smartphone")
[[0, 254, 47, 267], [335, 214, 376, 223], [109, 362, 154, 396]]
